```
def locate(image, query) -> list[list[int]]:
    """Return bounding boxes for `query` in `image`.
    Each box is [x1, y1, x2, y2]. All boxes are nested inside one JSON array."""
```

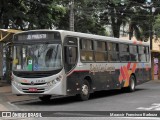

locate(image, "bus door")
[[64, 36, 78, 95]]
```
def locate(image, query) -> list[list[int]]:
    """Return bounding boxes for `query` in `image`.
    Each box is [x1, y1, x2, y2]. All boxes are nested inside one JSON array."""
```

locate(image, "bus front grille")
[[22, 88, 45, 93], [21, 83, 46, 85]]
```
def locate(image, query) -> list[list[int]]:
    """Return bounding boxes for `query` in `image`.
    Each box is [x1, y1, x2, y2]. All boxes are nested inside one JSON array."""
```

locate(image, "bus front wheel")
[[77, 80, 90, 101]]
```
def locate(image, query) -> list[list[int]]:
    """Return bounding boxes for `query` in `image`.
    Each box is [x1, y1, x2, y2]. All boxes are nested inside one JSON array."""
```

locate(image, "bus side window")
[[129, 45, 138, 62], [108, 42, 119, 62], [80, 39, 94, 62], [138, 46, 146, 62], [94, 41, 108, 62]]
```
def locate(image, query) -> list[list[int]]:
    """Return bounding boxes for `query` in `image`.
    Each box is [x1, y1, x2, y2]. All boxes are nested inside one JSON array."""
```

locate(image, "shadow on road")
[[13, 88, 146, 106]]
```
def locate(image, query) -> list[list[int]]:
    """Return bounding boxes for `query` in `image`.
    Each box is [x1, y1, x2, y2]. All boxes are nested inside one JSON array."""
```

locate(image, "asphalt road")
[[3, 80, 160, 119]]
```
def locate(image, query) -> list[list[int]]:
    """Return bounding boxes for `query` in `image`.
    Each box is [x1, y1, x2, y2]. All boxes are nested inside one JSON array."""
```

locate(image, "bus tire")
[[39, 95, 51, 102], [77, 79, 90, 101], [127, 75, 136, 92]]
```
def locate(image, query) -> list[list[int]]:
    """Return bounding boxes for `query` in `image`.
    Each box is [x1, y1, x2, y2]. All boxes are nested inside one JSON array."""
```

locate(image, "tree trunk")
[[0, 8, 4, 28], [111, 17, 121, 38]]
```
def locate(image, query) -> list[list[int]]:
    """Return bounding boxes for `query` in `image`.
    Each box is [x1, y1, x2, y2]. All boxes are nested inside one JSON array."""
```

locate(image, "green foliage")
[[0, 0, 66, 30], [0, 0, 159, 40], [154, 14, 160, 38], [57, 0, 107, 36]]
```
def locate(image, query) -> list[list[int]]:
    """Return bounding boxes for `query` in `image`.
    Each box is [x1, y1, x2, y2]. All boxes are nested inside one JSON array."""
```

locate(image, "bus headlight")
[[47, 75, 63, 86], [12, 80, 21, 86]]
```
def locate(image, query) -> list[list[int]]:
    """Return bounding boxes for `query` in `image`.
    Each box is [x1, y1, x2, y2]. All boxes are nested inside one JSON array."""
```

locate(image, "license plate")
[[29, 88, 37, 92]]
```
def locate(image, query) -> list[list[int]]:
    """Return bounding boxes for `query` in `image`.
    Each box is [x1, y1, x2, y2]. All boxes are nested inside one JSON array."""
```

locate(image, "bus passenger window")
[[138, 46, 146, 62], [146, 47, 150, 62], [80, 39, 94, 62], [108, 52, 119, 61], [81, 51, 93, 61], [108, 42, 119, 61], [119, 44, 130, 62], [129, 45, 138, 62], [94, 41, 107, 61]]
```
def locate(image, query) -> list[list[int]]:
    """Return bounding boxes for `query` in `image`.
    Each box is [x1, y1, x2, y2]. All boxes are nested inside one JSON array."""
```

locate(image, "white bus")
[[12, 30, 151, 101]]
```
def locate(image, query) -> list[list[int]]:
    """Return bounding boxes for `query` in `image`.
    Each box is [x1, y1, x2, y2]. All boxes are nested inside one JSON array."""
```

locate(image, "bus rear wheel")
[[39, 95, 51, 102], [77, 80, 90, 101], [127, 75, 136, 92]]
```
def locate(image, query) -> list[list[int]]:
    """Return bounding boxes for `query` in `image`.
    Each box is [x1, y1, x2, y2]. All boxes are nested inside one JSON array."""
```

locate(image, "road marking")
[[137, 103, 160, 111], [119, 117, 160, 119], [7, 102, 27, 111], [0, 104, 8, 111]]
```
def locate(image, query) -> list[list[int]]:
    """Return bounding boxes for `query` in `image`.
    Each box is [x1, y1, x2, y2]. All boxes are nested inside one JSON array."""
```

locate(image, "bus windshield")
[[13, 43, 62, 71]]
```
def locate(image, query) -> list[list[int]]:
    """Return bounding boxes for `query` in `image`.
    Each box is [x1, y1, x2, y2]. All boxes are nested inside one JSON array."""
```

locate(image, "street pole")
[[150, 7, 153, 50], [150, 6, 154, 80], [149, 5, 156, 80], [69, 0, 74, 31]]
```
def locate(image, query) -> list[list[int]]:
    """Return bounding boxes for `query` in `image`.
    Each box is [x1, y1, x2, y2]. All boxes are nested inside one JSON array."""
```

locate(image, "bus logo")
[[31, 81, 34, 85]]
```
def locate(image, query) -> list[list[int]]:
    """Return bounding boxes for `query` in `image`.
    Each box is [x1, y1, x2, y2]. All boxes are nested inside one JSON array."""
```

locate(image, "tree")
[[98, 0, 153, 41], [128, 6, 150, 41], [0, 0, 26, 29], [99, 0, 134, 38], [0, 0, 66, 30], [24, 0, 66, 30], [154, 14, 160, 38], [57, 0, 107, 35]]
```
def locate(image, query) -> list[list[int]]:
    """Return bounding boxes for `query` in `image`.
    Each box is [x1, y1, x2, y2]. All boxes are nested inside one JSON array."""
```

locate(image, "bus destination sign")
[[27, 34, 47, 40], [15, 31, 61, 41]]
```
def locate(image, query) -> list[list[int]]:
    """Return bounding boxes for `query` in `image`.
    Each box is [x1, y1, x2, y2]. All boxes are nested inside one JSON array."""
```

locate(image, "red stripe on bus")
[[123, 66, 129, 81], [67, 67, 151, 77], [132, 63, 137, 73], [127, 62, 131, 70], [67, 70, 89, 77], [120, 67, 126, 80]]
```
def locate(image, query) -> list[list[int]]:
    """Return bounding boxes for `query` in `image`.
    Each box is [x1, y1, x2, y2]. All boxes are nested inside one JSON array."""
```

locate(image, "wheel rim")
[[82, 84, 89, 96], [130, 78, 135, 90]]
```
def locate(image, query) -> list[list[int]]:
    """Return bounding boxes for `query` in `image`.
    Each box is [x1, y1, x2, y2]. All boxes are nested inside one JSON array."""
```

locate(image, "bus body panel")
[[11, 30, 151, 98], [12, 69, 67, 95], [66, 62, 151, 95]]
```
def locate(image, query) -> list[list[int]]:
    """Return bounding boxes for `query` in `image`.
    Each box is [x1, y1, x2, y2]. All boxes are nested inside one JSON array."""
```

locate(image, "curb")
[[0, 84, 37, 104]]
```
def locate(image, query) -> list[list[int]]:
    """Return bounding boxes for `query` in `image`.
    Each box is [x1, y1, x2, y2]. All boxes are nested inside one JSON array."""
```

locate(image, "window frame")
[[107, 42, 120, 62], [80, 38, 95, 62], [94, 40, 108, 62], [138, 45, 147, 62], [119, 43, 130, 62], [129, 45, 138, 62]]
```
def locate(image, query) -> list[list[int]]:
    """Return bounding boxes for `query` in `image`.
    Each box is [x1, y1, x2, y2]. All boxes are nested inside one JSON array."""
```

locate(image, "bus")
[[11, 30, 151, 101]]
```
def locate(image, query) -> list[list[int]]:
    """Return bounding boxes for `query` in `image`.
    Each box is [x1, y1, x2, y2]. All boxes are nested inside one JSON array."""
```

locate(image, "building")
[[152, 35, 160, 80]]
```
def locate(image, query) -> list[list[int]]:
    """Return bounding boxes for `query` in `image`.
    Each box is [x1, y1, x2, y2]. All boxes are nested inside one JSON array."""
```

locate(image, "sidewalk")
[[0, 80, 37, 103]]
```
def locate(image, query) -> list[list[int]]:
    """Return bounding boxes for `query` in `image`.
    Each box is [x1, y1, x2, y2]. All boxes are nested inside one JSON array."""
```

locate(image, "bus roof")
[[15, 29, 150, 46]]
